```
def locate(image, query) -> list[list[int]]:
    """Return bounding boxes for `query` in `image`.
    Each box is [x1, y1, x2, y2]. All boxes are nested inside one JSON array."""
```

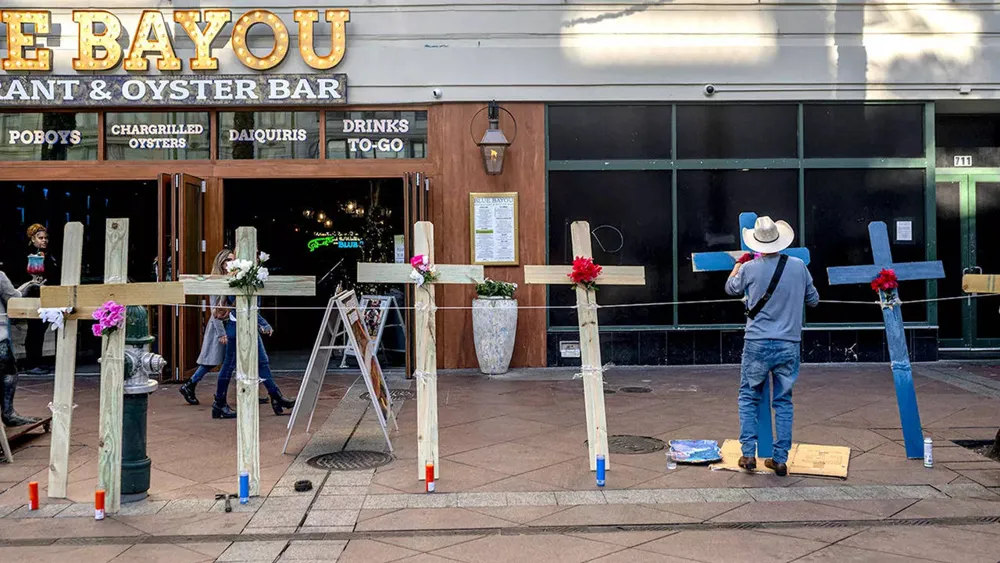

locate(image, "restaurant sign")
[[0, 8, 351, 107]]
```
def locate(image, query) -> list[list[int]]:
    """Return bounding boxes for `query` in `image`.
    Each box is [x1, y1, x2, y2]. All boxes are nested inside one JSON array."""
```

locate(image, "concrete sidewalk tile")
[[938, 483, 1000, 499], [453, 492, 507, 507], [54, 503, 94, 518], [160, 498, 217, 514], [311, 495, 365, 510], [554, 490, 607, 505], [363, 495, 409, 509], [280, 540, 348, 560], [506, 492, 557, 506], [261, 496, 314, 511], [647, 489, 705, 504], [9, 503, 68, 518], [886, 485, 947, 499], [323, 471, 374, 487], [0, 504, 21, 518], [319, 486, 369, 496], [303, 509, 359, 527], [117, 500, 167, 516], [746, 488, 804, 502], [793, 487, 857, 501], [243, 525, 299, 536], [248, 508, 307, 528], [212, 497, 264, 513], [337, 539, 418, 563], [602, 489, 652, 505], [842, 485, 899, 500], [296, 525, 353, 533], [694, 488, 754, 503], [406, 494, 458, 508], [218, 540, 288, 562]]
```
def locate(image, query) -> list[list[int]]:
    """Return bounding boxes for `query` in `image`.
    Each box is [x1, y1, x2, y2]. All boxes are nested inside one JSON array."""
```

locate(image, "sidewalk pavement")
[[1, 362, 999, 562]]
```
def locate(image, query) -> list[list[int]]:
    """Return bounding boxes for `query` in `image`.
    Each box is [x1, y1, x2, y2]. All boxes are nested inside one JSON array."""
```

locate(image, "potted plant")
[[472, 278, 518, 375]]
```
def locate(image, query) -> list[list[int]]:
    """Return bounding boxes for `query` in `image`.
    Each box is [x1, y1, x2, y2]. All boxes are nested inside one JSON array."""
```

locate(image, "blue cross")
[[691, 212, 811, 459], [827, 221, 944, 459]]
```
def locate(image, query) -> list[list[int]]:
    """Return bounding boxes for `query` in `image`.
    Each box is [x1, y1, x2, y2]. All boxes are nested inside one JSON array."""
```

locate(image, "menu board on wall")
[[470, 192, 519, 266]]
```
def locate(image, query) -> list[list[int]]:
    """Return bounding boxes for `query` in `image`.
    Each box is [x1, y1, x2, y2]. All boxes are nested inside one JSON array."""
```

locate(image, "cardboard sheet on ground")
[[709, 439, 850, 478]]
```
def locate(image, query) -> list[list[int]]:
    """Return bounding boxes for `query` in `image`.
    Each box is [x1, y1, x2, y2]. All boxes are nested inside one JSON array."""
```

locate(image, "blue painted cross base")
[[691, 212, 811, 459], [827, 221, 944, 459]]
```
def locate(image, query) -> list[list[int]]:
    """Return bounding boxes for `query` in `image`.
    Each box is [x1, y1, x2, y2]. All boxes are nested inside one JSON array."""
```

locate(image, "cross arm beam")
[[40, 282, 186, 309], [356, 263, 484, 285], [963, 274, 1000, 294], [691, 248, 811, 272], [179, 275, 316, 296], [828, 262, 945, 286], [523, 265, 646, 285]]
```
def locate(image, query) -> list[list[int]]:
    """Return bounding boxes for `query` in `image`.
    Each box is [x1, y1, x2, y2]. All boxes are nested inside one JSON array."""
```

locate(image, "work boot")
[[2, 374, 41, 427], [269, 392, 295, 416], [179, 380, 199, 405], [211, 397, 237, 419], [737, 456, 757, 472], [764, 458, 788, 476]]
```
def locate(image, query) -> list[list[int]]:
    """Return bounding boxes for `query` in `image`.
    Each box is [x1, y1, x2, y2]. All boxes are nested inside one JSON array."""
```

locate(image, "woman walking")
[[23, 224, 59, 374], [211, 252, 295, 419], [178, 249, 231, 406]]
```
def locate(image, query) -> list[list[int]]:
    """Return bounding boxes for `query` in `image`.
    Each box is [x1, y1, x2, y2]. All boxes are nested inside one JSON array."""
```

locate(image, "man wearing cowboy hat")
[[726, 216, 819, 476]]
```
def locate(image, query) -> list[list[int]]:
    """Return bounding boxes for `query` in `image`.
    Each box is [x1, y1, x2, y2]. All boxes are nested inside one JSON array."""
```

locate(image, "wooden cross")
[[828, 221, 944, 459], [179, 227, 315, 496], [690, 212, 812, 459], [523, 221, 645, 471], [357, 221, 484, 481], [8, 220, 188, 511]]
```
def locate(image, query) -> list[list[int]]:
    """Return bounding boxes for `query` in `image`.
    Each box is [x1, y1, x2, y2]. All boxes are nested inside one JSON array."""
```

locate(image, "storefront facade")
[[1, 2, 998, 374]]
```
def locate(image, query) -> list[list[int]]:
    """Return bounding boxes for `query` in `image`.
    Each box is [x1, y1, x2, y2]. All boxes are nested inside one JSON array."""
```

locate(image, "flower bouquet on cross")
[[569, 256, 603, 291], [409, 254, 439, 287], [91, 301, 125, 337], [870, 268, 900, 309], [227, 251, 270, 298]]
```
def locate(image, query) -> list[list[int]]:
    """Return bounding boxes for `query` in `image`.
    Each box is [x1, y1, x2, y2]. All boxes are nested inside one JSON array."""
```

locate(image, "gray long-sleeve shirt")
[[725, 255, 820, 342], [0, 271, 23, 343]]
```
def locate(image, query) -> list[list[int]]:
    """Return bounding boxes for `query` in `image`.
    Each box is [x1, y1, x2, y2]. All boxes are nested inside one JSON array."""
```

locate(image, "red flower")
[[870, 268, 899, 292], [569, 256, 603, 289]]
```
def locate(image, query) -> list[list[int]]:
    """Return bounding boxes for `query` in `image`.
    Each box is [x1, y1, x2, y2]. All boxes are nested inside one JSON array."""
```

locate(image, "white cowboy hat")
[[742, 216, 794, 254]]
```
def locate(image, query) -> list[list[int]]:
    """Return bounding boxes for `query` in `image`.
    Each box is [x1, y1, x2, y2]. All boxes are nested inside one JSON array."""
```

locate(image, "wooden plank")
[[179, 275, 316, 297], [97, 218, 128, 515], [523, 265, 646, 286], [6, 298, 97, 319], [235, 227, 262, 497], [963, 274, 1000, 294], [40, 281, 186, 309], [829, 262, 945, 286], [883, 301, 924, 459], [570, 221, 610, 472], [413, 221, 440, 480], [357, 262, 485, 285], [0, 420, 11, 463], [691, 248, 812, 272], [47, 222, 84, 499]]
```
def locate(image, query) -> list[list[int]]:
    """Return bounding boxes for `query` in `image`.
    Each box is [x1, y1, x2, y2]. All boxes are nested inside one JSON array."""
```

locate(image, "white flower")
[[422, 255, 429, 266], [38, 307, 71, 331], [409, 268, 425, 287], [259, 252, 269, 263], [256, 267, 269, 283]]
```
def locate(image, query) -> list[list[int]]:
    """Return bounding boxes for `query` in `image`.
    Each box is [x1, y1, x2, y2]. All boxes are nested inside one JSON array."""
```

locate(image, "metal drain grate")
[[306, 451, 394, 471], [586, 435, 666, 455], [618, 386, 652, 394], [360, 389, 415, 401]]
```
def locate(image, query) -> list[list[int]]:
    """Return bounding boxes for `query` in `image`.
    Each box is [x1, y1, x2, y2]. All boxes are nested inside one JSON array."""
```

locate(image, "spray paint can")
[[94, 490, 106, 521], [239, 470, 250, 504], [924, 437, 933, 468], [596, 455, 606, 487], [425, 462, 435, 493], [27, 482, 39, 511]]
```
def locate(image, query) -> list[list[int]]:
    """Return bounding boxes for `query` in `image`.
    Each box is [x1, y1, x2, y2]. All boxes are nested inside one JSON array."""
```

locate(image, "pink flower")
[[91, 324, 103, 337], [410, 255, 424, 268]]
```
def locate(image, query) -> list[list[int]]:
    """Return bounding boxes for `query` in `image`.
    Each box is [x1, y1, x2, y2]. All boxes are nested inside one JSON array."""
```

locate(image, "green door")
[[937, 173, 1000, 350]]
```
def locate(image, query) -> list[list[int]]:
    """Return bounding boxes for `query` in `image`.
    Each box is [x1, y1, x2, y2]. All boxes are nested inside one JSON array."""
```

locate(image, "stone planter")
[[472, 297, 518, 376]]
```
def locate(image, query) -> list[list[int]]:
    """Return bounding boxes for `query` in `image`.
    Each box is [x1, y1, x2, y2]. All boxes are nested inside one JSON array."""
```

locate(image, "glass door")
[[936, 173, 1000, 350]]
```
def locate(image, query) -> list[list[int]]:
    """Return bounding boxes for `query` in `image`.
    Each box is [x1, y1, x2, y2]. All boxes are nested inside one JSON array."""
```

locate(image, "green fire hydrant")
[[120, 305, 165, 502]]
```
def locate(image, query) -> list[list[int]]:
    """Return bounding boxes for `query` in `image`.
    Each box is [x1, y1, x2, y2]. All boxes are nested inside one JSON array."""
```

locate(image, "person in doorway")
[[211, 252, 295, 419], [0, 268, 43, 426], [725, 216, 819, 476], [22, 224, 59, 374], [178, 249, 232, 406]]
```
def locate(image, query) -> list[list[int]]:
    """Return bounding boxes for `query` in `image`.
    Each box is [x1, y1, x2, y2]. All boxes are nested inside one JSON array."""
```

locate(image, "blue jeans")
[[190, 364, 212, 384], [215, 320, 280, 403], [738, 339, 800, 464]]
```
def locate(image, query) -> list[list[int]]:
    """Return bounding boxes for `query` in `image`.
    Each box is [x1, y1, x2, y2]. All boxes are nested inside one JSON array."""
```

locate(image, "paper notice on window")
[[393, 235, 405, 263], [471, 193, 518, 265], [896, 220, 913, 242]]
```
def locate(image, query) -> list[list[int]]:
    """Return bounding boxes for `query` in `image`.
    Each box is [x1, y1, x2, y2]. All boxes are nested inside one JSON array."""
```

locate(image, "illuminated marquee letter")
[[232, 10, 288, 70], [2, 11, 52, 71], [174, 9, 231, 71], [73, 10, 123, 70], [294, 9, 349, 70], [125, 10, 181, 71]]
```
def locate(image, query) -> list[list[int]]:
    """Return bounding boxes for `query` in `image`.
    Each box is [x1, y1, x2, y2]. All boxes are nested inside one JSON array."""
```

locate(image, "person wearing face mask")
[[23, 224, 59, 375], [0, 267, 43, 426]]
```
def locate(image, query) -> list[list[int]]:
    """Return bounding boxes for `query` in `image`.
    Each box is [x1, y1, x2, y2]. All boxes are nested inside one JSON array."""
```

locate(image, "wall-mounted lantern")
[[472, 101, 517, 176]]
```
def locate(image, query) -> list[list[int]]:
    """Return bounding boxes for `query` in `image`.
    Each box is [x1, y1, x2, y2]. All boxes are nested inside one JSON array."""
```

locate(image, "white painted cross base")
[[358, 221, 484, 481], [523, 221, 646, 471]]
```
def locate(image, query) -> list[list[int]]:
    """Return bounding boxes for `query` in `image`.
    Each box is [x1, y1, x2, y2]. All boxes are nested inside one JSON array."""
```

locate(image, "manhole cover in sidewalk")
[[618, 386, 652, 393], [585, 435, 666, 455], [306, 451, 394, 471], [360, 389, 415, 401]]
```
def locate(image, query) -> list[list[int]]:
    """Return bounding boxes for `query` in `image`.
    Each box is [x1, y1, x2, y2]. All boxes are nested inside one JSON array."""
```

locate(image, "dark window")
[[804, 169, 927, 323], [326, 110, 427, 159], [0, 112, 98, 161], [548, 105, 671, 160], [219, 111, 320, 159], [935, 114, 1000, 168], [548, 171, 672, 326], [677, 170, 799, 324], [804, 104, 924, 158], [676, 104, 797, 159], [105, 112, 210, 160]]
